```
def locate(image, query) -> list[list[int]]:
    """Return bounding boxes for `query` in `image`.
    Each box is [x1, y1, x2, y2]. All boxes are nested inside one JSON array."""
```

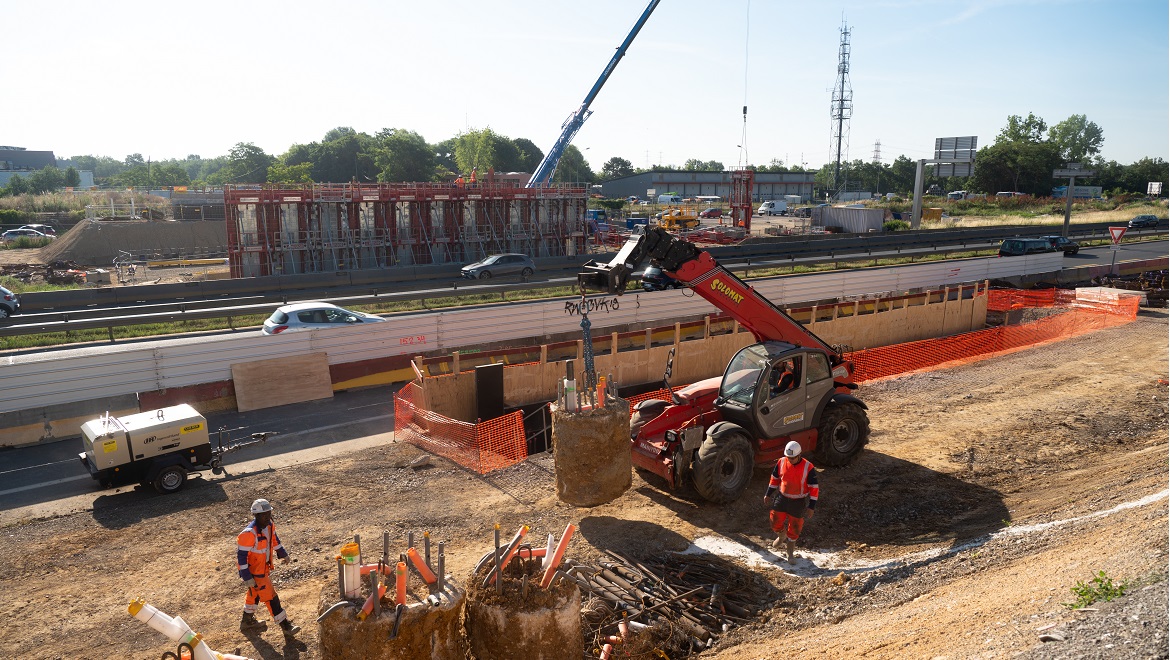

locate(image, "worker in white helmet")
[[763, 440, 819, 563], [237, 499, 300, 637]]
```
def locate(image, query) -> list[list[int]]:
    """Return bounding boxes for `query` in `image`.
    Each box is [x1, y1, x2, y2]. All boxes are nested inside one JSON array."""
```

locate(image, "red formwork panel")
[[224, 183, 587, 277]]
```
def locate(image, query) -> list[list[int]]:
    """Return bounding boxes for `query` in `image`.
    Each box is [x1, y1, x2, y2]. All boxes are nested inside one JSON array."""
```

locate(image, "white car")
[[261, 302, 386, 335]]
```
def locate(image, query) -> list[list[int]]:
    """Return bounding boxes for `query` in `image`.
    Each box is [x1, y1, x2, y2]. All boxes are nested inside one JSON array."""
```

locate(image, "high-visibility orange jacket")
[[764, 457, 819, 508], [237, 520, 288, 581]]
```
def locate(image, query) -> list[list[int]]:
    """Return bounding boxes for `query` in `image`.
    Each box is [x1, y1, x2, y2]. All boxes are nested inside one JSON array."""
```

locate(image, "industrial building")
[[223, 182, 588, 277], [0, 146, 95, 188], [597, 169, 814, 203]]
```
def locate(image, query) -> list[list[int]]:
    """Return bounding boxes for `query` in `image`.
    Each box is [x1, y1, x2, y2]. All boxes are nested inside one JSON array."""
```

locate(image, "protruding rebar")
[[424, 532, 431, 569], [407, 531, 414, 551], [437, 543, 445, 595], [370, 570, 381, 618], [494, 524, 502, 595], [354, 534, 362, 566], [383, 530, 390, 565], [336, 557, 345, 600]]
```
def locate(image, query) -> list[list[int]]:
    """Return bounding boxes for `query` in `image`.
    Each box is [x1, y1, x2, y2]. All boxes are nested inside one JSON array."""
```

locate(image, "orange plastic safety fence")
[[850, 295, 1138, 382], [987, 288, 1057, 311], [628, 389, 672, 406], [393, 383, 528, 474]]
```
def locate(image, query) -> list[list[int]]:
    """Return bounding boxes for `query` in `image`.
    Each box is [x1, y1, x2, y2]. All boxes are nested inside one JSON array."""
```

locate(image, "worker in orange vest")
[[763, 441, 819, 563], [237, 499, 301, 637]]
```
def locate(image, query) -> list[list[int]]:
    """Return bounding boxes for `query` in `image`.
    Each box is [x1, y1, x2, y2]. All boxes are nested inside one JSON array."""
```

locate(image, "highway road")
[[0, 239, 1164, 519]]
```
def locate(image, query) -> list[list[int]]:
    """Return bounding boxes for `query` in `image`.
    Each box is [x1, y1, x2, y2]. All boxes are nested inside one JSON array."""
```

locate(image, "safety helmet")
[[250, 499, 273, 515], [784, 441, 802, 459]]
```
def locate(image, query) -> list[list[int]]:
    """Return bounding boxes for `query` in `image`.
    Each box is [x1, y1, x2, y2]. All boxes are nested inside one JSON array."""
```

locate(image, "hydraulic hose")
[[316, 601, 356, 623]]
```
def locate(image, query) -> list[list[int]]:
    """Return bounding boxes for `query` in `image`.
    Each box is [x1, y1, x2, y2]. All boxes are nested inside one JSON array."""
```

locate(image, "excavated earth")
[[0, 309, 1166, 660]]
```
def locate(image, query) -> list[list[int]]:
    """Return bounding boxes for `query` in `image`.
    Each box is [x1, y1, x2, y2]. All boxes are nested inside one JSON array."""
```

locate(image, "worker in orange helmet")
[[455, 175, 465, 187], [470, 167, 477, 184], [763, 440, 819, 563], [237, 499, 301, 637]]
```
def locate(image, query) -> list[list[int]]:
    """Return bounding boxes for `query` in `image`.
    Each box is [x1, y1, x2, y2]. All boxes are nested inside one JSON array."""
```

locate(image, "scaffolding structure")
[[223, 182, 588, 278]]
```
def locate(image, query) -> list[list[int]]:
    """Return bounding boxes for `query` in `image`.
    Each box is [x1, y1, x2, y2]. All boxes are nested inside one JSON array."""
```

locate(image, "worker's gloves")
[[244, 578, 257, 588], [281, 556, 291, 565], [804, 509, 815, 520]]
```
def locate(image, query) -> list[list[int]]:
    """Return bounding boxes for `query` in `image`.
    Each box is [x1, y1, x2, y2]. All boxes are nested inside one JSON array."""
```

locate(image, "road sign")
[[1054, 169, 1096, 178], [1109, 226, 1127, 244]]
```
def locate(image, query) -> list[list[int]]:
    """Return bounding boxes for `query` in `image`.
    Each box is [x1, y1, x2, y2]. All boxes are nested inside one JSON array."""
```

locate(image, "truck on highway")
[[578, 226, 870, 503]]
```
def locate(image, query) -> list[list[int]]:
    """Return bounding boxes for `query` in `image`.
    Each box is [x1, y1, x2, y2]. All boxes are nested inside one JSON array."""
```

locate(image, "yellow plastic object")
[[128, 597, 145, 616], [339, 542, 360, 563]]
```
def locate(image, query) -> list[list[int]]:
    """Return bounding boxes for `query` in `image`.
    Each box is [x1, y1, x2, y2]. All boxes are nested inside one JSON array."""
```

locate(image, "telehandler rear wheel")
[[692, 432, 753, 504]]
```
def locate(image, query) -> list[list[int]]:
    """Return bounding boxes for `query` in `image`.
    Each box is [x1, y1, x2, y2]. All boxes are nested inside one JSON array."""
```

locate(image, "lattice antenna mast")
[[829, 21, 853, 200]]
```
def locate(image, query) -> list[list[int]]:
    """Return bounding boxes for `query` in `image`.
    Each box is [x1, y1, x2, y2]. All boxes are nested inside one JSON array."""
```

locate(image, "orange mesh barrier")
[[394, 383, 528, 474], [988, 288, 1057, 311], [628, 388, 672, 405], [850, 294, 1138, 382]]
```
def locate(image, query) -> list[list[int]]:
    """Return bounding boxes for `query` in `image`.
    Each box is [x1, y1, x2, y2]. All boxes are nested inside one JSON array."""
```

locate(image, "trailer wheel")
[[813, 404, 870, 467], [153, 465, 188, 494], [692, 431, 753, 504]]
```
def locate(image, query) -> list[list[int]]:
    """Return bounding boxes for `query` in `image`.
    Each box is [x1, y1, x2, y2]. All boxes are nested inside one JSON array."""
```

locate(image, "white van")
[[757, 200, 787, 216], [657, 194, 682, 204]]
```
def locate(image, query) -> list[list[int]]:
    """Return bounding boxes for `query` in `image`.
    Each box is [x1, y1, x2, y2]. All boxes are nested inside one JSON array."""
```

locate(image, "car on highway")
[[998, 238, 1056, 257], [1128, 214, 1159, 229], [460, 253, 536, 280], [0, 285, 20, 319], [1039, 235, 1080, 254], [260, 302, 386, 335], [1, 228, 54, 242], [17, 224, 57, 236], [698, 207, 723, 219], [639, 266, 683, 291]]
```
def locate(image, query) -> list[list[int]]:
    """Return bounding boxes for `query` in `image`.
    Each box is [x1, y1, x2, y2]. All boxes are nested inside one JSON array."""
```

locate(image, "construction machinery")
[[578, 226, 870, 503], [78, 404, 274, 494], [656, 207, 701, 231], [526, 0, 660, 187]]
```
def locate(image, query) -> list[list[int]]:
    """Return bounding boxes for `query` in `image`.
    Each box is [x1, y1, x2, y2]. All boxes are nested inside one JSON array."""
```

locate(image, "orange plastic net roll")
[[394, 383, 528, 474]]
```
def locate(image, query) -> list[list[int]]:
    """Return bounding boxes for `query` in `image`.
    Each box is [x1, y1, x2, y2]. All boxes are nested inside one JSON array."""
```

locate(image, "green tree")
[[511, 138, 544, 173], [683, 159, 724, 171], [1048, 115, 1104, 164], [312, 128, 378, 182], [375, 129, 435, 182], [267, 161, 314, 184], [27, 166, 65, 194], [1120, 157, 1169, 195], [454, 128, 499, 175], [887, 156, 918, 196], [998, 113, 1048, 143], [125, 153, 146, 167], [63, 166, 81, 188], [2, 174, 29, 196], [209, 143, 274, 184], [552, 145, 594, 184], [970, 141, 1062, 195], [601, 157, 634, 179]]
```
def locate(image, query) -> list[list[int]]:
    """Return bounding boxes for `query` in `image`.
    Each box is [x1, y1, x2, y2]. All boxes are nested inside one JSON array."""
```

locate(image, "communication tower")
[[828, 21, 853, 199]]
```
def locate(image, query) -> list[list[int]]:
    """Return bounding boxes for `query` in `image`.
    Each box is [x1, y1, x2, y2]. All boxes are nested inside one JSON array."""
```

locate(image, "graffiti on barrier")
[[565, 297, 621, 316]]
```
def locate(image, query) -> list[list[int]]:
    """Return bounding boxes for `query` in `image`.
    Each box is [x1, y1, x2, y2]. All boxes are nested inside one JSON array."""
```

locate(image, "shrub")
[[1065, 571, 1128, 609], [0, 209, 28, 224], [883, 219, 910, 231]]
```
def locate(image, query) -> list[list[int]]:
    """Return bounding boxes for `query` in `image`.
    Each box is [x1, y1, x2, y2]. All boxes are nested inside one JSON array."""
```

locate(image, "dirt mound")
[[40, 219, 228, 267]]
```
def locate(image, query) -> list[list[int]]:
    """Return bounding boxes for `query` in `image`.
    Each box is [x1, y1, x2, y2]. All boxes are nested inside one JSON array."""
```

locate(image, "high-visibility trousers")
[[243, 575, 288, 623], [769, 511, 804, 541]]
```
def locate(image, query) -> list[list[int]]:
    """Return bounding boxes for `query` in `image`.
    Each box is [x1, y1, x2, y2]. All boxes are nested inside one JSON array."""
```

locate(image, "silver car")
[[460, 253, 537, 280], [261, 302, 386, 335], [0, 284, 20, 319]]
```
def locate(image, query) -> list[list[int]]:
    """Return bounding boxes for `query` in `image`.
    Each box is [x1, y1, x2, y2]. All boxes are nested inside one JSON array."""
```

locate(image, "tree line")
[[1, 113, 1165, 198]]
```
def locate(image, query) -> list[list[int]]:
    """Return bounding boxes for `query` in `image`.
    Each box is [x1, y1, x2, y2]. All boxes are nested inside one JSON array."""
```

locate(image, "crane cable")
[[739, 0, 751, 169]]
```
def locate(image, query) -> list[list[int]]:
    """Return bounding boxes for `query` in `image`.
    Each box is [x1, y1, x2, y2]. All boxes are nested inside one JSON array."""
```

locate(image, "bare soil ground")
[[0, 310, 1166, 660]]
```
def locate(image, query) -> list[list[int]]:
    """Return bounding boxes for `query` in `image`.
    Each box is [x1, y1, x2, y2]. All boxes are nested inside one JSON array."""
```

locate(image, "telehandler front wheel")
[[692, 431, 753, 504]]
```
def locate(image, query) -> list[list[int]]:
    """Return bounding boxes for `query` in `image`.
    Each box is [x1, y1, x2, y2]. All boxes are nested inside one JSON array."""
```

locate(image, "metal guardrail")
[[0, 224, 1156, 340]]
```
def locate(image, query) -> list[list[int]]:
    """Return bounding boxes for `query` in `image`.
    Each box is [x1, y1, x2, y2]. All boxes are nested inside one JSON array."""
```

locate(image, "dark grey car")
[[0, 285, 20, 319], [461, 253, 537, 280]]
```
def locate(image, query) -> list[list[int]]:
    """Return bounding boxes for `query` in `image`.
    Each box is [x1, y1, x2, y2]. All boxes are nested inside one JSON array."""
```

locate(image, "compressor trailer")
[[78, 403, 273, 494]]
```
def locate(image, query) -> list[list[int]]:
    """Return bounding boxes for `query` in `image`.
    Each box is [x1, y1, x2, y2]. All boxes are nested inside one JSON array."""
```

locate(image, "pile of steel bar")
[[557, 550, 771, 654]]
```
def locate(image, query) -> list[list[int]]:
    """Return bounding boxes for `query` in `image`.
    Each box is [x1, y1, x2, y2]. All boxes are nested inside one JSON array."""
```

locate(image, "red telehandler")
[[578, 226, 870, 503]]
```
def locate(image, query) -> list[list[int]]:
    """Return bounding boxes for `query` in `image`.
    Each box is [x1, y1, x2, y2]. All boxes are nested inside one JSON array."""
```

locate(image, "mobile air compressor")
[[78, 404, 274, 494]]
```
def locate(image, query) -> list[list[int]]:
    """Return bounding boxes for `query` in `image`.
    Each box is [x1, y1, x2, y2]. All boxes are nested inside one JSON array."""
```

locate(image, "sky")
[[5, 0, 1168, 173]]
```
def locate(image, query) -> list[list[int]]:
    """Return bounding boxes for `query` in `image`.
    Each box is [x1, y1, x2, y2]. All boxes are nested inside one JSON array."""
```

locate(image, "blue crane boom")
[[525, 0, 661, 188]]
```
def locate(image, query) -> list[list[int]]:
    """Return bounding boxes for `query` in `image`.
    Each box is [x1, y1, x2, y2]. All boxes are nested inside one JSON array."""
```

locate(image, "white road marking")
[[0, 474, 91, 496]]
